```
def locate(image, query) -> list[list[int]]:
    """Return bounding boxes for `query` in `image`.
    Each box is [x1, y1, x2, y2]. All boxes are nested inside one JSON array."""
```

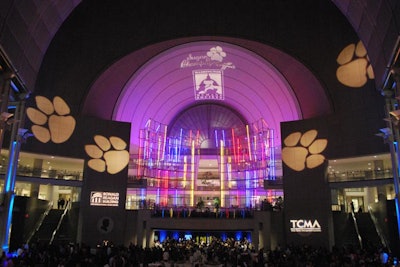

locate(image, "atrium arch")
[[85, 38, 332, 153]]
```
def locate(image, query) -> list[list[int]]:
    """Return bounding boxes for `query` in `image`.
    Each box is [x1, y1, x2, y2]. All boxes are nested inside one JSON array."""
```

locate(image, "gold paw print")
[[336, 40, 374, 88], [281, 130, 327, 172], [26, 96, 76, 143], [85, 135, 130, 174]]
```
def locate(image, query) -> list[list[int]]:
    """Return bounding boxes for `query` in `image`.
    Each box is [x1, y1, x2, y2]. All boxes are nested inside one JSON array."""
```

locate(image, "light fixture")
[[390, 110, 400, 120], [0, 112, 13, 121], [379, 127, 391, 135]]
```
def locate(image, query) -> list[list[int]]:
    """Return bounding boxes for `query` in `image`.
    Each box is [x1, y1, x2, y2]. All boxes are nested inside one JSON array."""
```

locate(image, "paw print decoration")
[[336, 40, 374, 88], [26, 96, 76, 143], [85, 135, 130, 175], [207, 46, 226, 62], [281, 130, 327, 172]]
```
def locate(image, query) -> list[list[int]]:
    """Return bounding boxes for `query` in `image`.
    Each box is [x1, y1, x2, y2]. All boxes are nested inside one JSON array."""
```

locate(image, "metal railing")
[[25, 201, 54, 245], [368, 205, 390, 252], [49, 201, 71, 245], [0, 165, 83, 181], [328, 168, 393, 183]]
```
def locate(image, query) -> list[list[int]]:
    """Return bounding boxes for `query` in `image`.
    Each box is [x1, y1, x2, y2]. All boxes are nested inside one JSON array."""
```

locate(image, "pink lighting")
[[95, 40, 332, 210], [112, 42, 305, 152], [134, 117, 278, 209]]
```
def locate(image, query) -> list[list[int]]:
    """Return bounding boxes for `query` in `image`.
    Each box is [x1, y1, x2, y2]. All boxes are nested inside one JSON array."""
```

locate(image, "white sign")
[[90, 191, 119, 207], [290, 219, 321, 233], [180, 46, 235, 70], [193, 70, 224, 100]]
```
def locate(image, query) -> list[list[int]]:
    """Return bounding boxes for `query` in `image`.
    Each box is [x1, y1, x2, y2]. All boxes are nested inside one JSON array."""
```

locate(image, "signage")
[[290, 219, 321, 233], [180, 45, 236, 101], [193, 70, 224, 100], [90, 191, 119, 207]]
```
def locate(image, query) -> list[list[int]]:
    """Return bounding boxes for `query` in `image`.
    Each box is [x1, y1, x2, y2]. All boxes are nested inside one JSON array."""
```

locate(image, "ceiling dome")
[[168, 103, 247, 149]]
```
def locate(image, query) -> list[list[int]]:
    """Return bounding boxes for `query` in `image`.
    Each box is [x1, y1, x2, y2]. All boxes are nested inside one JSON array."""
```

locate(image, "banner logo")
[[290, 219, 321, 233], [90, 191, 119, 207], [181, 46, 235, 101], [193, 70, 224, 100]]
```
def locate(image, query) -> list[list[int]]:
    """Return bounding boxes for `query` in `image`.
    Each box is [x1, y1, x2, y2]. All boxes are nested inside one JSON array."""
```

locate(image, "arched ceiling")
[[0, 1, 398, 93], [0, 0, 398, 160], [168, 103, 248, 149], [88, 39, 329, 151]]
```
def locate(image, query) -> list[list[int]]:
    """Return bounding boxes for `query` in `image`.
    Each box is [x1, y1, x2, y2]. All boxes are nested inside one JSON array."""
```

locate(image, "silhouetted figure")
[[60, 198, 65, 209], [101, 218, 110, 232], [350, 201, 355, 213]]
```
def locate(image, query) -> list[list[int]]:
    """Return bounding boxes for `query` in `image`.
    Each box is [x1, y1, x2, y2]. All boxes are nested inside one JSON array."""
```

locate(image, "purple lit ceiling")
[[86, 40, 330, 152]]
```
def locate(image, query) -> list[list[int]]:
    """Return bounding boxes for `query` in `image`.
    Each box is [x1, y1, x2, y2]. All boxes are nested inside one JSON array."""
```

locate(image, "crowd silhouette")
[[2, 237, 398, 266]]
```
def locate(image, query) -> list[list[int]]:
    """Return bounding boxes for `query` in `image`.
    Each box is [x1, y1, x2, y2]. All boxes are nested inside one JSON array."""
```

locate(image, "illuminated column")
[[246, 125, 252, 161], [227, 156, 232, 189], [245, 171, 251, 207], [268, 129, 276, 179], [0, 72, 13, 156], [183, 156, 188, 188], [162, 125, 167, 161], [164, 170, 169, 205], [155, 170, 161, 204], [383, 93, 400, 239], [138, 130, 144, 177], [1, 100, 25, 252], [232, 129, 237, 163], [220, 140, 225, 207], [190, 140, 195, 206]]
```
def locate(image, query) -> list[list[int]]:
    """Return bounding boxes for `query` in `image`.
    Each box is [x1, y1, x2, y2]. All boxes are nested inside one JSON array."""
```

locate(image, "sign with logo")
[[90, 191, 119, 207], [180, 45, 235, 101], [193, 70, 224, 100], [290, 219, 321, 233]]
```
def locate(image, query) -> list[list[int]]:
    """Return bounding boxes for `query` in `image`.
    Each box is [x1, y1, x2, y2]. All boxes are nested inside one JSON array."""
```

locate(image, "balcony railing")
[[327, 168, 393, 183], [0, 166, 83, 181]]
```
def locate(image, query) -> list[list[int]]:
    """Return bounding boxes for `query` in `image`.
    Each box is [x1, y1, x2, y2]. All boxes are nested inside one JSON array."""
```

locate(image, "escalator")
[[356, 212, 384, 249], [29, 209, 65, 244], [333, 211, 386, 250]]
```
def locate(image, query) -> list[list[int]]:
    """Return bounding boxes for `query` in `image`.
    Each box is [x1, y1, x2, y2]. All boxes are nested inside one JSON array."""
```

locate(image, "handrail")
[[49, 202, 70, 245], [350, 211, 363, 249], [328, 168, 393, 182], [368, 205, 391, 252], [26, 201, 53, 245]]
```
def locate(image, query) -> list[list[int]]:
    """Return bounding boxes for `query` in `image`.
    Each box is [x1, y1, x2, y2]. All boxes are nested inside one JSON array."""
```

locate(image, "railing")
[[368, 205, 390, 252], [128, 175, 283, 190], [350, 211, 363, 249], [328, 168, 393, 182], [49, 201, 71, 245], [151, 206, 256, 219], [25, 201, 54, 245], [0, 166, 83, 181]]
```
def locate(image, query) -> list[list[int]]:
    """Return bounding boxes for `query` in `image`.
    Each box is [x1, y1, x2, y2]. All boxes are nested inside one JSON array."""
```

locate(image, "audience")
[[3, 237, 398, 266]]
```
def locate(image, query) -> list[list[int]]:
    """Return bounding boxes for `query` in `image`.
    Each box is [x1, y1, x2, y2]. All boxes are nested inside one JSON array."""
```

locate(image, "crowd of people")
[[1, 237, 398, 267]]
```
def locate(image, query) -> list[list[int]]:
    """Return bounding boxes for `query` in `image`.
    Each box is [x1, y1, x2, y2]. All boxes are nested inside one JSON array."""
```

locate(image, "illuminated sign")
[[90, 191, 119, 207], [85, 135, 130, 174], [282, 130, 327, 172], [180, 46, 235, 101], [290, 219, 321, 233], [180, 46, 235, 70], [193, 70, 224, 100], [27, 96, 76, 144]]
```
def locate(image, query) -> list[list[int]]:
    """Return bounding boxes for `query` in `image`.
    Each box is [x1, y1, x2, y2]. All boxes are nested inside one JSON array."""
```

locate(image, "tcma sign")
[[290, 219, 321, 233]]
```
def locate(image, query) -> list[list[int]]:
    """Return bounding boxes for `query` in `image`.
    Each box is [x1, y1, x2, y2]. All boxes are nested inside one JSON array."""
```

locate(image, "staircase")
[[356, 213, 382, 249], [30, 209, 64, 244], [333, 211, 383, 250], [333, 212, 360, 248]]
